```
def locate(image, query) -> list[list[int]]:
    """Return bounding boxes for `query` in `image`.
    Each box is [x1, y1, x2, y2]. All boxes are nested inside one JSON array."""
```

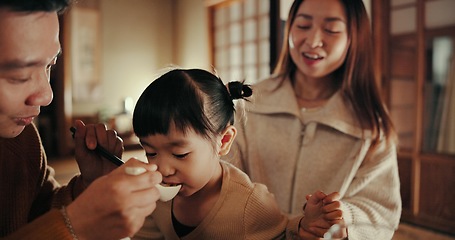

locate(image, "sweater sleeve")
[[285, 215, 303, 239], [51, 174, 86, 207], [244, 183, 288, 240], [29, 125, 85, 217], [340, 140, 402, 240], [2, 209, 74, 240]]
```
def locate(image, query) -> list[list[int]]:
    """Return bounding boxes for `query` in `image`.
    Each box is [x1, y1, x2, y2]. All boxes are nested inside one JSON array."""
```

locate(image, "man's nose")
[[25, 72, 53, 106]]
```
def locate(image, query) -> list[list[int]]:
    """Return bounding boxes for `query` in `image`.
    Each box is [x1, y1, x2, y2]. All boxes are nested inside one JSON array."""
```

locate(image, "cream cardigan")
[[227, 76, 402, 239]]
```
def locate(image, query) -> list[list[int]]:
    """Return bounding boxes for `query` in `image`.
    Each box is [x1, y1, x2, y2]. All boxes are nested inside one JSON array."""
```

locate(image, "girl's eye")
[[146, 152, 157, 158], [173, 153, 189, 159]]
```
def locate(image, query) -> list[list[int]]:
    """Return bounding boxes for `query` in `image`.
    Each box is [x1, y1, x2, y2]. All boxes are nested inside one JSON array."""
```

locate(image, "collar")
[[245, 76, 371, 139]]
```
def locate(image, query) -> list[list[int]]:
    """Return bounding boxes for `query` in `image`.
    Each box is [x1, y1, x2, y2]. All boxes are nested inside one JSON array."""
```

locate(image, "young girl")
[[130, 68, 285, 239], [228, 0, 401, 239], [130, 68, 342, 239]]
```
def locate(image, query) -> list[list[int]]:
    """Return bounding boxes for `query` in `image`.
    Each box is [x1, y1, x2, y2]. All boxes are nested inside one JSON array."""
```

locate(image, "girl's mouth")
[[160, 182, 181, 187]]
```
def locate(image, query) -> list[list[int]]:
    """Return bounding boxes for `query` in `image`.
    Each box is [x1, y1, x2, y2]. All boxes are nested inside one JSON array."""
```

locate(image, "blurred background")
[[41, 0, 455, 238]]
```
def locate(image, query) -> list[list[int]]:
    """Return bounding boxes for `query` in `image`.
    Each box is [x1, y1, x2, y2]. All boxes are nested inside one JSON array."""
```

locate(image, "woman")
[[228, 0, 402, 239]]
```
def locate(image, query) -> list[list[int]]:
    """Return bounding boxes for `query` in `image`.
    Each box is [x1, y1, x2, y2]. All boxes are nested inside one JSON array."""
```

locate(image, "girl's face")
[[139, 125, 222, 198], [289, 0, 349, 79]]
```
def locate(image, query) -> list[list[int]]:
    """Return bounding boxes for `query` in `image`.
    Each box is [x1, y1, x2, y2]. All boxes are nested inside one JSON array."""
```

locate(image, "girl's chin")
[[176, 188, 203, 199]]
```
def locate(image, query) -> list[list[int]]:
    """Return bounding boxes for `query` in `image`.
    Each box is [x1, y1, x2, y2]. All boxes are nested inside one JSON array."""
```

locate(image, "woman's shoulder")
[[243, 75, 299, 115], [251, 75, 285, 92]]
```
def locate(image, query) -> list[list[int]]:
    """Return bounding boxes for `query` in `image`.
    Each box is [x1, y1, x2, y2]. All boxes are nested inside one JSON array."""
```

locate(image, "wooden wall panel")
[[398, 156, 413, 214], [390, 39, 417, 79], [418, 158, 455, 234]]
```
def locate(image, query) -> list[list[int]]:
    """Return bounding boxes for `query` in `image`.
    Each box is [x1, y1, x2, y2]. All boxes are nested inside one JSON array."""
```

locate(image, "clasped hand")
[[298, 191, 348, 240]]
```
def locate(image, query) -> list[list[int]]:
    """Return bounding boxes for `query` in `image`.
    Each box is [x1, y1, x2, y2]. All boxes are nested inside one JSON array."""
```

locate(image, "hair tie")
[[228, 81, 252, 100]]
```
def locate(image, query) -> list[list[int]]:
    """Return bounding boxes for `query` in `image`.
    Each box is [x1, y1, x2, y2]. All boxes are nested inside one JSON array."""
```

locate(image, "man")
[[0, 0, 162, 239]]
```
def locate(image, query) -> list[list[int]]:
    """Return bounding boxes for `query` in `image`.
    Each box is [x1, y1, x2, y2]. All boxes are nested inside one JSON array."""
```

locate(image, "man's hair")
[[0, 0, 73, 13]]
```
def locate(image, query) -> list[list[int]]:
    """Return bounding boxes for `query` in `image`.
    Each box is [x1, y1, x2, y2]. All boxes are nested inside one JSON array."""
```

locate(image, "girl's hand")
[[300, 191, 347, 238], [321, 192, 347, 239], [300, 191, 331, 237]]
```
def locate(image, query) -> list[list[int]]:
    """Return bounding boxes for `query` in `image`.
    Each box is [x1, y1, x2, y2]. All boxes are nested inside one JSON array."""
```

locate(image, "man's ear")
[[219, 125, 237, 156]]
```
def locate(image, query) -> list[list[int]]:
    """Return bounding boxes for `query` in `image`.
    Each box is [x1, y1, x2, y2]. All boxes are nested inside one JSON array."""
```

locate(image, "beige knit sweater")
[[0, 124, 84, 239], [133, 161, 288, 240]]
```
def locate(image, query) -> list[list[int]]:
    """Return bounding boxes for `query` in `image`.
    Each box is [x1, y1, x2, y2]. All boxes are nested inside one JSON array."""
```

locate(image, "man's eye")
[[4, 71, 30, 83], [173, 153, 189, 159], [8, 77, 29, 83]]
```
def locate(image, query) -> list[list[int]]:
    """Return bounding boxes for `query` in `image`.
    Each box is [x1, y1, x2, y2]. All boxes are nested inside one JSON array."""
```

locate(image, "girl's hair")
[[133, 68, 252, 143], [273, 0, 396, 144]]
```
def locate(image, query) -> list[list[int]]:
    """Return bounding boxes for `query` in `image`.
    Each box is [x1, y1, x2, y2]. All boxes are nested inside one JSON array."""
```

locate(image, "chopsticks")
[[70, 126, 124, 166]]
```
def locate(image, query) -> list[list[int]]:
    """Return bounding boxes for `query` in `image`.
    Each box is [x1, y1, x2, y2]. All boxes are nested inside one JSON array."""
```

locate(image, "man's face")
[[0, 8, 61, 138]]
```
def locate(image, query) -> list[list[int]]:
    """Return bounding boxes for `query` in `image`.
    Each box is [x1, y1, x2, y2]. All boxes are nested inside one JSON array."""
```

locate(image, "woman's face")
[[139, 125, 222, 198], [289, 0, 350, 79]]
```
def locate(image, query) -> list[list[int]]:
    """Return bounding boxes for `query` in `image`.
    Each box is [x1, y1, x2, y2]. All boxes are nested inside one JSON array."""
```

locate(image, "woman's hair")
[[273, 0, 396, 144], [133, 68, 252, 143], [0, 0, 73, 13]]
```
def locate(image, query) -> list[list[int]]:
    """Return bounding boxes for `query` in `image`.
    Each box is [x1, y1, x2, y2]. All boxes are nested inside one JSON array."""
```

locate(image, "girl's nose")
[[156, 158, 176, 177]]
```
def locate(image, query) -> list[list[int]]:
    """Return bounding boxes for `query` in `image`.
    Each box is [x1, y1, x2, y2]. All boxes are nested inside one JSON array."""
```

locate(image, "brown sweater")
[[0, 124, 85, 239]]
